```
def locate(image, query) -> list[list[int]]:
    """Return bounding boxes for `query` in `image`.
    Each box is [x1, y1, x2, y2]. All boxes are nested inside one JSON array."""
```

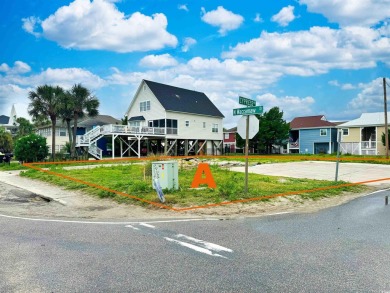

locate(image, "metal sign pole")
[[245, 115, 249, 193], [335, 130, 342, 182]]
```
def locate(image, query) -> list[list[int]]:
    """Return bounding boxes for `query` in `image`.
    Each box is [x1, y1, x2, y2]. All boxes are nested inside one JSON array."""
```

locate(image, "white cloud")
[[271, 5, 296, 27], [0, 61, 31, 75], [347, 77, 388, 113], [223, 26, 390, 75], [21, 16, 42, 37], [181, 37, 197, 52], [178, 4, 189, 12], [254, 13, 263, 23], [0, 84, 31, 120], [299, 0, 390, 27], [139, 54, 178, 68], [256, 93, 315, 120], [329, 80, 356, 90], [201, 6, 244, 35], [24, 0, 177, 53]]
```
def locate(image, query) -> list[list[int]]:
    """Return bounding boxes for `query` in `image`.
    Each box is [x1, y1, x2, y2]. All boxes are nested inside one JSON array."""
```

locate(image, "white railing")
[[75, 124, 176, 159], [89, 143, 102, 160], [361, 141, 376, 149]]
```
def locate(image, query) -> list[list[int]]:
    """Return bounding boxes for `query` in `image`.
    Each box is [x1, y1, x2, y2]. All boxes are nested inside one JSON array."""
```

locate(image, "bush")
[[0, 127, 13, 153], [14, 134, 49, 163]]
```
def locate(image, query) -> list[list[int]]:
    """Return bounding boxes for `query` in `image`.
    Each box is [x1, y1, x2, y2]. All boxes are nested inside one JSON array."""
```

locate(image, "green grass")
[[20, 160, 366, 208], [0, 161, 27, 171]]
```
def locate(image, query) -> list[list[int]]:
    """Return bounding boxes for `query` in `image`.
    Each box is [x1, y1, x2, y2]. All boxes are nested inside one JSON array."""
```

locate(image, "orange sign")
[[191, 163, 217, 188]]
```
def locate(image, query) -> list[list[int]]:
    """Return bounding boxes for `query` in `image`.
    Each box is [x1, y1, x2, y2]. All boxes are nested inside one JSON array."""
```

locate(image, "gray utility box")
[[152, 161, 179, 190]]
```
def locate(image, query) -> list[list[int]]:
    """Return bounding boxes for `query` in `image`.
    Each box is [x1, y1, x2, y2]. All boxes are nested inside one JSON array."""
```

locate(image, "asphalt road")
[[1, 189, 390, 292]]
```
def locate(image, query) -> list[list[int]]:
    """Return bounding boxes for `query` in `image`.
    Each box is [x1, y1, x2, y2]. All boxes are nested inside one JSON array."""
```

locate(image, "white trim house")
[[75, 80, 224, 159]]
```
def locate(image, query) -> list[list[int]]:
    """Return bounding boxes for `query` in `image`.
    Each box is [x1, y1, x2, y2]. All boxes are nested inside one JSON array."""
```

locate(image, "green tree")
[[28, 85, 65, 160], [58, 91, 75, 150], [14, 117, 35, 140], [69, 84, 100, 157], [255, 107, 290, 154], [0, 126, 13, 153], [14, 133, 48, 163], [381, 130, 390, 149], [121, 115, 128, 125]]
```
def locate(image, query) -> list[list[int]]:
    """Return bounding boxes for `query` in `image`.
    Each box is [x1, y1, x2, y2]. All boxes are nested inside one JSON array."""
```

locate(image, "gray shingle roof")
[[129, 116, 145, 121], [144, 80, 224, 118], [77, 115, 121, 128], [0, 115, 10, 125]]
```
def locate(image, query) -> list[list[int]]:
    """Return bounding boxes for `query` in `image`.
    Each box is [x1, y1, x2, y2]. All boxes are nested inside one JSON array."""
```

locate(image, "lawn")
[[19, 158, 366, 209]]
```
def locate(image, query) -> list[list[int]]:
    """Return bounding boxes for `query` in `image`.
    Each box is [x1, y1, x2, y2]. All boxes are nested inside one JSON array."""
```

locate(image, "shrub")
[[14, 134, 48, 163]]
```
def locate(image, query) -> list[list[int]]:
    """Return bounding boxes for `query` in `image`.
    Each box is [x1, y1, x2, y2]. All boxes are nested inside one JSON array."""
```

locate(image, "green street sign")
[[239, 96, 256, 107], [233, 106, 263, 116]]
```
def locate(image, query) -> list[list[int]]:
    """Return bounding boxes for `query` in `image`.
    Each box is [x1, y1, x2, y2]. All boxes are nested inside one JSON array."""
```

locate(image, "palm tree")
[[58, 91, 75, 153], [69, 84, 100, 157], [28, 85, 64, 160]]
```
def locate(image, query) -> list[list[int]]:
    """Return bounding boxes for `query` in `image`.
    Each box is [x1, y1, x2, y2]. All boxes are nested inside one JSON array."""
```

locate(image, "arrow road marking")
[[126, 223, 234, 259], [164, 237, 229, 259], [176, 234, 233, 253]]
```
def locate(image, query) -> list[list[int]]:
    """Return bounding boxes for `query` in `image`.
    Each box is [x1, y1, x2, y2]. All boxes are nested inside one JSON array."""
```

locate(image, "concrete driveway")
[[231, 161, 390, 187]]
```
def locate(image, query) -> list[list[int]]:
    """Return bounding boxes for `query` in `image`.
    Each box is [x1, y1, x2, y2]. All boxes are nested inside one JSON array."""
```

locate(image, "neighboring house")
[[37, 115, 120, 155], [288, 115, 338, 154], [223, 127, 237, 153], [337, 112, 389, 155], [0, 105, 18, 134], [36, 123, 69, 153], [76, 115, 121, 157], [76, 80, 225, 159]]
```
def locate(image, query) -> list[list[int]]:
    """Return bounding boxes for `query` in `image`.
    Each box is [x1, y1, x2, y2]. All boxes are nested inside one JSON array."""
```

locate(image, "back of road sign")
[[237, 115, 259, 139]]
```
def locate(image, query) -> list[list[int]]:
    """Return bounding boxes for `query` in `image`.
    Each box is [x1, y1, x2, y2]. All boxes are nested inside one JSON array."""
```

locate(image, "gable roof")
[[77, 115, 120, 128], [224, 127, 237, 133], [144, 80, 224, 118], [290, 115, 336, 129], [338, 112, 390, 127], [0, 115, 10, 125]]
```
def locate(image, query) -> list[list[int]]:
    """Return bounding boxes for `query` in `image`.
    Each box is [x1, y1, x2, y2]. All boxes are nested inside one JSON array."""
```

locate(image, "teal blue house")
[[287, 115, 339, 154]]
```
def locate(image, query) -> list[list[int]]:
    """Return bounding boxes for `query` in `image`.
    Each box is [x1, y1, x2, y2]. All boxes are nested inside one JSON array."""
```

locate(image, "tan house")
[[336, 112, 389, 155]]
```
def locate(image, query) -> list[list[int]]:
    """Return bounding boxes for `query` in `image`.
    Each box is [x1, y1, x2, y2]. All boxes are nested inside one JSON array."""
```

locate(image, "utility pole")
[[384, 77, 388, 159]]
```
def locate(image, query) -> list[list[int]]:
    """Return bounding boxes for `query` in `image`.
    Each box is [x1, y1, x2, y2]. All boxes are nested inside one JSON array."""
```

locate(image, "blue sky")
[[0, 0, 389, 128]]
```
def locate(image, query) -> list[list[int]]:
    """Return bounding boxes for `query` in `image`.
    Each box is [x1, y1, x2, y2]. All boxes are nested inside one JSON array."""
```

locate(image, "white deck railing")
[[361, 141, 376, 149]]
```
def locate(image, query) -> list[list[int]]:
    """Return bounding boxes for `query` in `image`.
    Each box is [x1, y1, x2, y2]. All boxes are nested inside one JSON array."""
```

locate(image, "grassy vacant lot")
[[19, 158, 366, 208]]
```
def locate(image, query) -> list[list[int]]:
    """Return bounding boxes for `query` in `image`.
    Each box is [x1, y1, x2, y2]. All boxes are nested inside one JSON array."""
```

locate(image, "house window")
[[185, 120, 190, 127], [224, 133, 229, 139], [320, 129, 327, 136], [212, 124, 218, 133], [342, 128, 349, 136], [140, 101, 150, 112], [129, 121, 140, 127], [58, 128, 66, 137]]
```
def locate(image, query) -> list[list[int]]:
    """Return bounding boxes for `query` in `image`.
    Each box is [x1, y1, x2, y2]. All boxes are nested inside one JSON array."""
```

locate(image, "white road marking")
[[164, 237, 228, 259], [139, 223, 156, 229], [176, 234, 233, 253], [268, 212, 292, 216], [0, 213, 215, 225], [367, 189, 390, 195], [125, 224, 140, 230]]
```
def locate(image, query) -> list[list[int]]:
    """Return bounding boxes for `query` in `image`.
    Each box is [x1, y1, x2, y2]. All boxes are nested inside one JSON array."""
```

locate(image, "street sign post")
[[239, 96, 256, 107], [234, 97, 263, 194], [233, 106, 263, 116]]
